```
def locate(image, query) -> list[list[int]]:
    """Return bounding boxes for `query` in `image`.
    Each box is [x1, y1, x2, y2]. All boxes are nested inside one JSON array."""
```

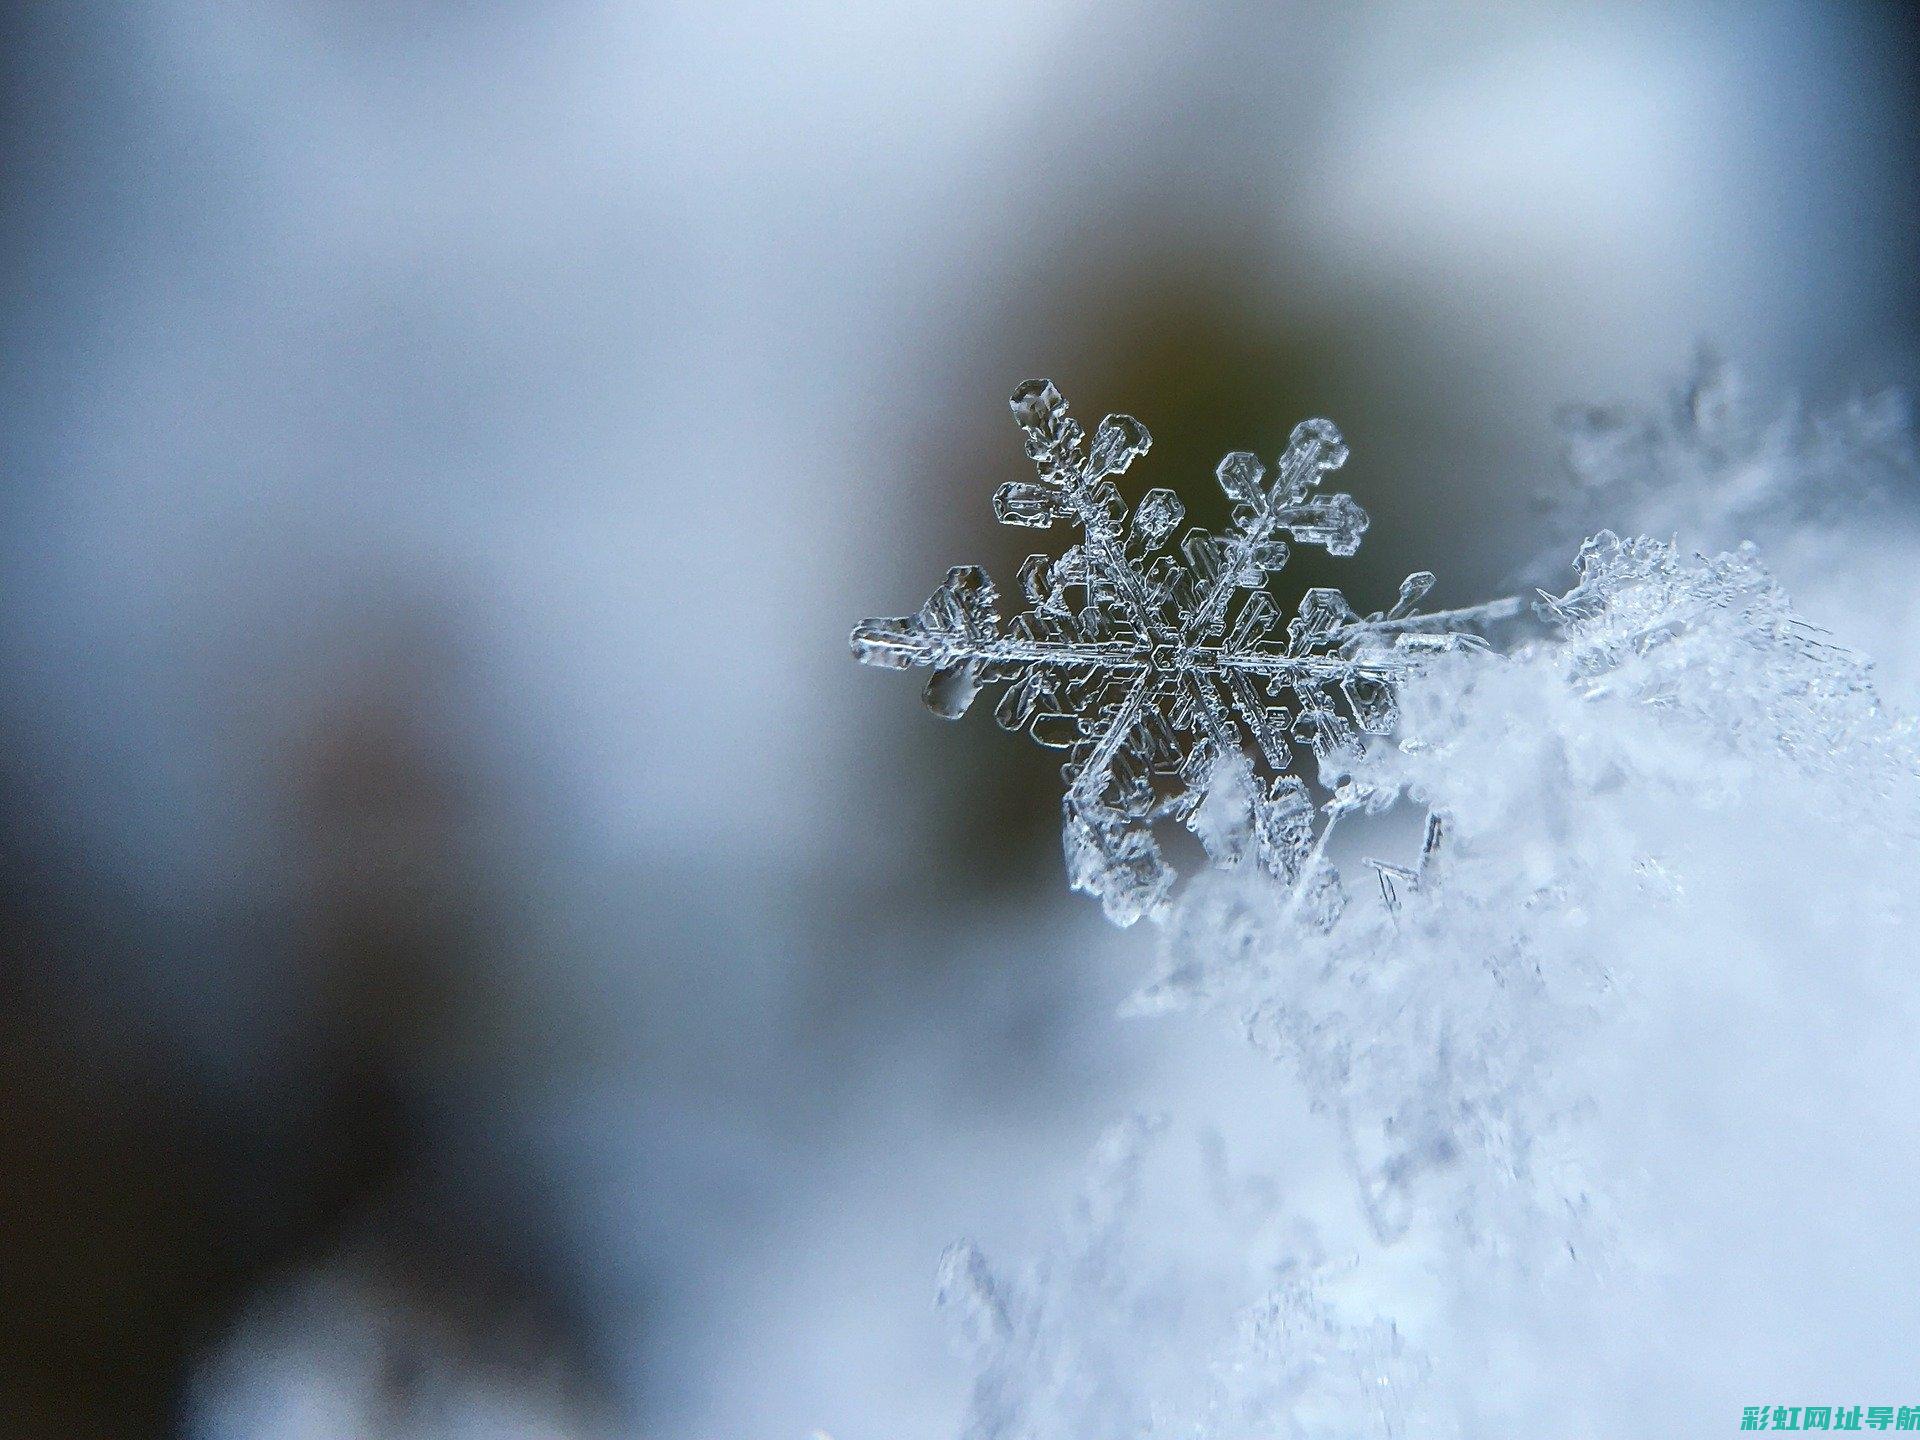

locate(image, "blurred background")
[[3, 2, 1919, 1435]]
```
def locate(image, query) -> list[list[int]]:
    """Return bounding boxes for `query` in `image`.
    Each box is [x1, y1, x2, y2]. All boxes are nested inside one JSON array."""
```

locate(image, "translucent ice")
[[854, 373, 1920, 1440], [851, 380, 1513, 924]]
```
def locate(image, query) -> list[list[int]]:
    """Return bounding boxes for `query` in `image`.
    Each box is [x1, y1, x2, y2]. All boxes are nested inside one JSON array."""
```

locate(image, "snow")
[[858, 376, 1920, 1437]]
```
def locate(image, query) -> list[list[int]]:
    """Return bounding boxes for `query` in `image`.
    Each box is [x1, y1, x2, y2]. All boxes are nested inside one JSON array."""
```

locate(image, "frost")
[[1549, 350, 1915, 552], [852, 376, 1920, 1437], [937, 1116, 1434, 1440], [937, 526, 1920, 1437], [1544, 353, 1920, 700], [852, 380, 1517, 925]]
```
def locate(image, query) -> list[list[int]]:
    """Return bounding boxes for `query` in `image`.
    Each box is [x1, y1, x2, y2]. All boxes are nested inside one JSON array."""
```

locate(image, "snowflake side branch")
[[1359, 594, 1527, 634]]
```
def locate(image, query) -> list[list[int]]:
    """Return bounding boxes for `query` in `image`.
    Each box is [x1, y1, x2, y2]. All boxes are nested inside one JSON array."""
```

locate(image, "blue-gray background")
[[3, 3, 1917, 1435]]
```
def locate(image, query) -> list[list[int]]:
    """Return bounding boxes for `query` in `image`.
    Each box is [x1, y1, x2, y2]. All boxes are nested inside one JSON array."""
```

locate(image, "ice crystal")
[[1549, 350, 1916, 554], [941, 1117, 1434, 1440], [945, 529, 1920, 1438], [1545, 353, 1920, 703], [851, 380, 1515, 925], [855, 369, 1920, 1438]]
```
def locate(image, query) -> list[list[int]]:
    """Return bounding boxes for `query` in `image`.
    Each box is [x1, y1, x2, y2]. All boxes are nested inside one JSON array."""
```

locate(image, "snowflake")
[[851, 380, 1512, 925]]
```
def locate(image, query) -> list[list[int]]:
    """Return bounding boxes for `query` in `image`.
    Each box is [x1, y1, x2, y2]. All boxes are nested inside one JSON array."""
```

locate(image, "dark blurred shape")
[[0, 608, 615, 1437], [0, 799, 238, 1435]]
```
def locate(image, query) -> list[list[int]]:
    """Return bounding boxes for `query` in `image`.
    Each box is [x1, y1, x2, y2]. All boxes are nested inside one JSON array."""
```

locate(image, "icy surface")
[[938, 532, 1920, 1438], [852, 380, 1516, 925], [1549, 351, 1915, 555], [1545, 354, 1920, 702], [852, 378, 1920, 1437]]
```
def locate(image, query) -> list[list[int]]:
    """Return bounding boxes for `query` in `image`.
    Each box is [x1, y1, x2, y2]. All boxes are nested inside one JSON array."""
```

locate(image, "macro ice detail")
[[935, 523, 1920, 1440], [851, 380, 1515, 925], [851, 367, 1920, 1438]]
